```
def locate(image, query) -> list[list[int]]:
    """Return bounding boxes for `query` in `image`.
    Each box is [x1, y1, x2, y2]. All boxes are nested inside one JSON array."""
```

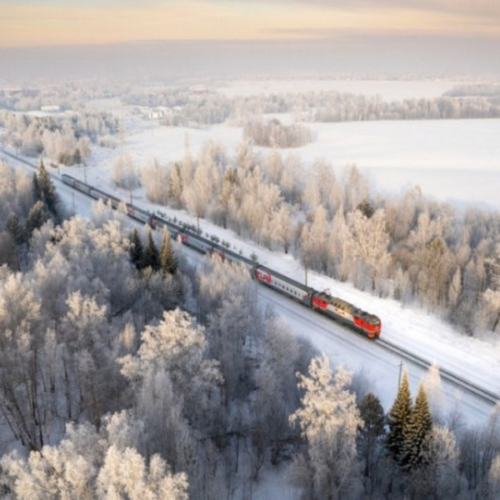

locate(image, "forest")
[[0, 160, 499, 499], [115, 138, 500, 336]]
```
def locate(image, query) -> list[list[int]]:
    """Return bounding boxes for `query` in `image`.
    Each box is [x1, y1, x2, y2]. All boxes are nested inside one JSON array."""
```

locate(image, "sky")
[[1, 0, 499, 46], [0, 0, 498, 80]]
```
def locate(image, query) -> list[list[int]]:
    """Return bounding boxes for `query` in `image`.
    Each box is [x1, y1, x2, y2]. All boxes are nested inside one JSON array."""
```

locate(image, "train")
[[61, 173, 382, 339]]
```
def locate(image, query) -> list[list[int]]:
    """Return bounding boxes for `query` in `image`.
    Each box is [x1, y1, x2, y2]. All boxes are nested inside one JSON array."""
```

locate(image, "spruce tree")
[[401, 383, 433, 471], [142, 229, 160, 271], [38, 159, 58, 215], [129, 229, 144, 269], [32, 173, 41, 202], [27, 201, 48, 235], [6, 213, 23, 245], [386, 371, 413, 465], [358, 392, 385, 476], [160, 227, 177, 275], [357, 198, 375, 219]]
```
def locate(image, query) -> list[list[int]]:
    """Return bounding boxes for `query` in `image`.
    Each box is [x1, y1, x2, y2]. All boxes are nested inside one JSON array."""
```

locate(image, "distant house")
[[40, 105, 61, 113], [148, 110, 164, 120], [147, 106, 174, 121]]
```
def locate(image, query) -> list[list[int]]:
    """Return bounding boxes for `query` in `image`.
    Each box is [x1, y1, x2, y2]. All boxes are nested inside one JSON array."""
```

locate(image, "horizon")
[[1, 36, 499, 83], [2, 1, 500, 47]]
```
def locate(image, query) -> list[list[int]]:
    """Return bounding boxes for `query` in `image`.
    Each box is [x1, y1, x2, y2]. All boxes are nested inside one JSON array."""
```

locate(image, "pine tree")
[[358, 392, 385, 477], [401, 383, 433, 471], [129, 228, 143, 269], [142, 229, 159, 271], [6, 213, 24, 245], [160, 227, 177, 275], [27, 200, 48, 235], [32, 173, 41, 202], [357, 198, 375, 219], [38, 159, 58, 215], [386, 371, 413, 464], [73, 148, 82, 166]]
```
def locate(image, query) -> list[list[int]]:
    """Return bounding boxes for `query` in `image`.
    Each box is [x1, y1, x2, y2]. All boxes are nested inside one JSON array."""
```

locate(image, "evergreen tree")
[[386, 371, 413, 465], [357, 198, 375, 219], [73, 148, 82, 166], [358, 392, 385, 476], [6, 213, 24, 245], [32, 173, 41, 202], [129, 228, 144, 269], [27, 201, 48, 235], [401, 383, 433, 471], [142, 229, 160, 271], [160, 227, 177, 275], [38, 159, 58, 215]]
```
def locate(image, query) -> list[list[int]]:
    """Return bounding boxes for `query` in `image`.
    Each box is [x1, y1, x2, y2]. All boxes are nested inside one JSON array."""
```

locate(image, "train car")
[[87, 186, 121, 208], [179, 233, 213, 254], [250, 265, 313, 306], [311, 291, 381, 339], [126, 205, 151, 225], [62, 173, 382, 339], [61, 174, 92, 196]]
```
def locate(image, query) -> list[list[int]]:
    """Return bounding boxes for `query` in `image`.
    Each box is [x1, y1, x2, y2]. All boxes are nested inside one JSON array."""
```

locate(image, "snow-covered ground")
[[302, 119, 500, 209], [215, 79, 467, 101]]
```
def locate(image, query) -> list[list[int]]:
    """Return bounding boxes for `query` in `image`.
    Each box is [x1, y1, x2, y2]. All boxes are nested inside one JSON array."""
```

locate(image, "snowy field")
[[85, 112, 500, 209], [215, 79, 469, 100], [302, 119, 500, 209]]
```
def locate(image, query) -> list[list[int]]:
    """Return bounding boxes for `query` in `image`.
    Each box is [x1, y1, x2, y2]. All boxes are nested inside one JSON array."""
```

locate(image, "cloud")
[[276, 0, 500, 18]]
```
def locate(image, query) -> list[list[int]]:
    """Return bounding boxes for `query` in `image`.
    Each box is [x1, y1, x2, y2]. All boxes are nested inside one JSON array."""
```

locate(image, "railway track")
[[378, 338, 499, 405], [2, 147, 499, 408]]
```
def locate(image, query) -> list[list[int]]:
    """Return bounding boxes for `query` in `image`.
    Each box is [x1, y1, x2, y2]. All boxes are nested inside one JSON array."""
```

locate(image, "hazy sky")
[[1, 0, 499, 46]]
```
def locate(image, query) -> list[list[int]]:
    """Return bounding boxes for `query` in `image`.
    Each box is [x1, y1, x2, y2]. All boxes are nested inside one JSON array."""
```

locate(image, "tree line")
[[133, 140, 500, 336]]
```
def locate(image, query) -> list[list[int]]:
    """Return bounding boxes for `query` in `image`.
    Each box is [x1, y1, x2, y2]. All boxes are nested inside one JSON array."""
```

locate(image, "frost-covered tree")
[[290, 355, 363, 500], [160, 227, 177, 276], [142, 158, 169, 205], [37, 160, 58, 215], [112, 154, 140, 190], [26, 200, 49, 235], [347, 208, 391, 291], [0, 413, 189, 500], [423, 363, 444, 423], [168, 163, 184, 209]]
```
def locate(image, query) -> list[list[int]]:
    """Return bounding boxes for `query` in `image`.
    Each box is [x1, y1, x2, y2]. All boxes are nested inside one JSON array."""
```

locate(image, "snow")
[[215, 79, 467, 101], [300, 119, 500, 208], [84, 114, 500, 209]]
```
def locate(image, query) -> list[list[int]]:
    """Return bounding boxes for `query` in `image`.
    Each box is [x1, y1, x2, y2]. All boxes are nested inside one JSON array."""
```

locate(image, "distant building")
[[147, 106, 174, 121], [148, 110, 164, 120]]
